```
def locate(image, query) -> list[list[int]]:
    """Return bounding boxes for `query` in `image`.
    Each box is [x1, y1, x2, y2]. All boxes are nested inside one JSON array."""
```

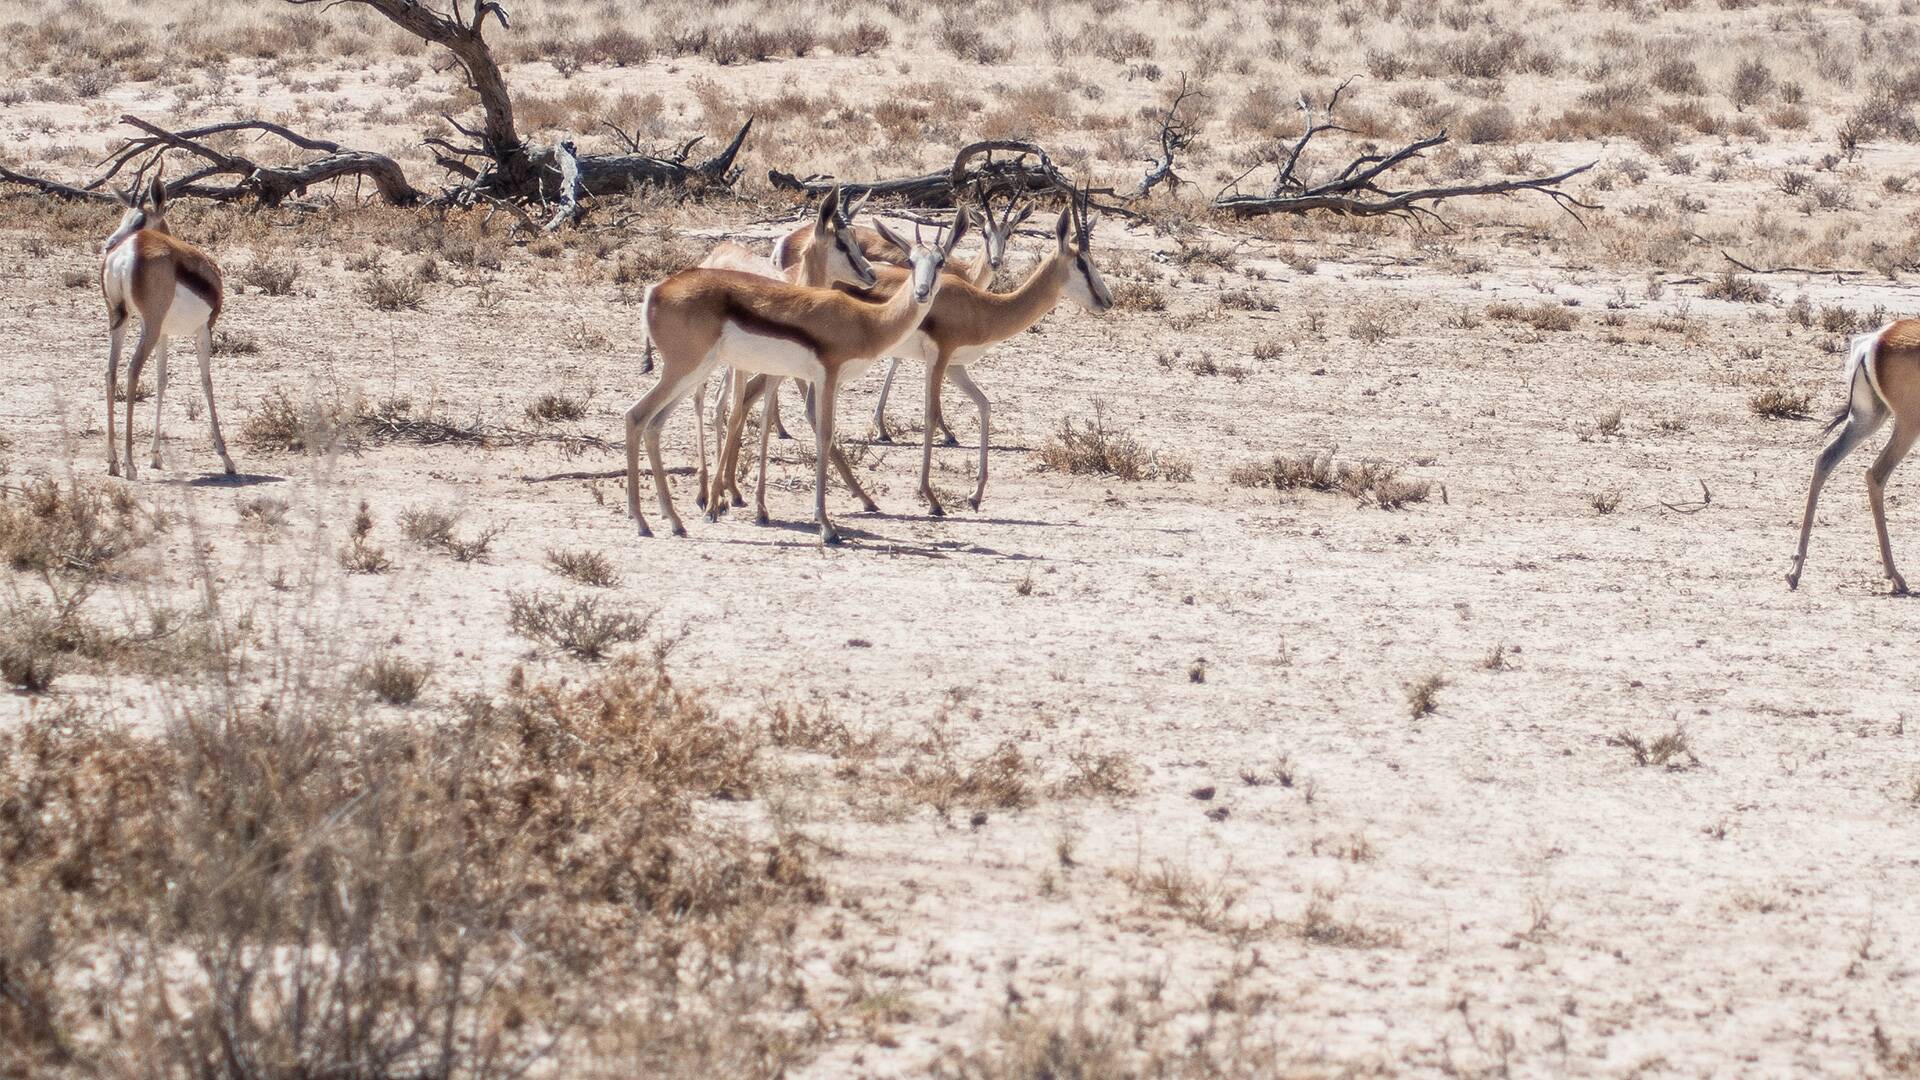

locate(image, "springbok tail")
[[640, 283, 658, 375]]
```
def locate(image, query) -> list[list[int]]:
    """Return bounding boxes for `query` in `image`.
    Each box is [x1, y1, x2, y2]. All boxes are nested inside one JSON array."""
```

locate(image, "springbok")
[[774, 189, 1033, 445], [718, 193, 1111, 521], [100, 160, 236, 480], [1788, 319, 1920, 593], [685, 186, 877, 506], [626, 215, 965, 543]]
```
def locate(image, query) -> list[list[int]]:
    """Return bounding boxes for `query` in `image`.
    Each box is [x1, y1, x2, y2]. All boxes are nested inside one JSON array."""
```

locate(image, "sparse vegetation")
[[1608, 723, 1701, 770], [1750, 386, 1814, 420], [1230, 450, 1431, 509], [507, 589, 650, 659], [547, 547, 620, 587], [1404, 672, 1448, 718], [1038, 406, 1192, 482], [1487, 300, 1579, 331]]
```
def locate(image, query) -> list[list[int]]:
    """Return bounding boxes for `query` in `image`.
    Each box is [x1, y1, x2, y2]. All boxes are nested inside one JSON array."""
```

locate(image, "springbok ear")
[[147, 156, 168, 216], [941, 211, 968, 255], [873, 219, 912, 257], [1054, 208, 1072, 249], [1010, 204, 1033, 229], [816, 186, 841, 234]]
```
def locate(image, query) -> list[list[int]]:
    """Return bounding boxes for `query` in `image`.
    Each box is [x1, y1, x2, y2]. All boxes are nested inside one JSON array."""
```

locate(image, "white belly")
[[714, 324, 825, 382]]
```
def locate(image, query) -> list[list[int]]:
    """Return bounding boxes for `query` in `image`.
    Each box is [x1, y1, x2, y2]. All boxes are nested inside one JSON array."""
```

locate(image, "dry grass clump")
[[1405, 672, 1448, 718], [1295, 888, 1402, 948], [1704, 269, 1769, 303], [1749, 386, 1814, 420], [1037, 407, 1192, 482], [1487, 300, 1579, 331], [0, 653, 816, 1075], [894, 721, 1035, 820], [1109, 280, 1168, 312], [358, 269, 427, 311], [1607, 723, 1701, 770], [240, 386, 358, 454], [337, 500, 391, 574], [0, 476, 154, 577], [1054, 749, 1140, 799], [546, 547, 621, 588], [399, 505, 501, 562], [526, 389, 591, 423], [240, 258, 299, 296], [1229, 450, 1431, 509], [361, 652, 430, 705], [507, 589, 650, 659]]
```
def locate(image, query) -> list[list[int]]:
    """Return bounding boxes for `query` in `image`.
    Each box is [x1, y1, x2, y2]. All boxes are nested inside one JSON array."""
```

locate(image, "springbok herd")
[[96, 157, 1920, 593]]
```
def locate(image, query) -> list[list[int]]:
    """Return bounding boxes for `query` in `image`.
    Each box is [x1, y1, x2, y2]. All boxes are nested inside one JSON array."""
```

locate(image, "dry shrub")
[[1405, 672, 1447, 718], [1705, 269, 1769, 303], [239, 386, 357, 453], [1729, 56, 1775, 109], [359, 270, 426, 311], [547, 548, 620, 588], [895, 721, 1035, 819], [527, 390, 591, 423], [1607, 723, 1701, 769], [361, 652, 430, 705], [0, 654, 817, 1075], [338, 500, 391, 574], [936, 15, 1011, 63], [240, 258, 299, 296], [1110, 280, 1167, 312], [507, 590, 650, 659], [1037, 406, 1192, 482], [1750, 386, 1813, 419], [1486, 300, 1578, 331], [0, 476, 154, 577], [1054, 750, 1140, 799], [1229, 450, 1431, 509], [1461, 104, 1517, 144]]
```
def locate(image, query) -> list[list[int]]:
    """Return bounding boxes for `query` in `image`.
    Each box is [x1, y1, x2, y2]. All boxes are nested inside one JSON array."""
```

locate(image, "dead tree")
[[1130, 76, 1200, 200], [1212, 80, 1598, 224], [0, 115, 421, 206], [287, 0, 751, 204]]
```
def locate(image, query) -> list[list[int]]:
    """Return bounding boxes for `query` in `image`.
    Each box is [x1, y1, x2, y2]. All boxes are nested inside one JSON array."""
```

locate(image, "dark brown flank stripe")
[[722, 297, 822, 355], [176, 260, 222, 322]]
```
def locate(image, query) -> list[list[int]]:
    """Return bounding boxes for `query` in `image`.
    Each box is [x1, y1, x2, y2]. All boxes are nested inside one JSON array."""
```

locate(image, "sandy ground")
[[6, 25, 1920, 1076]]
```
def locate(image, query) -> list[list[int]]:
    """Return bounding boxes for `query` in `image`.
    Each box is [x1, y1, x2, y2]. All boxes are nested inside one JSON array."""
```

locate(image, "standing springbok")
[[687, 186, 877, 507], [1787, 319, 1920, 593], [720, 194, 1111, 520], [774, 189, 1032, 445], [100, 160, 236, 479], [626, 216, 965, 543]]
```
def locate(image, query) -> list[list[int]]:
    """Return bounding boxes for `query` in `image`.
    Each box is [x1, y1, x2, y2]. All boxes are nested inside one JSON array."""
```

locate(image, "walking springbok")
[[686, 186, 877, 506], [1788, 319, 1920, 593], [627, 215, 965, 543], [718, 192, 1111, 520], [100, 160, 236, 480]]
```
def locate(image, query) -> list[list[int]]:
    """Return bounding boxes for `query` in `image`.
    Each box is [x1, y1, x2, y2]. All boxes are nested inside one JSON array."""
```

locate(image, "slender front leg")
[[872, 357, 903, 442], [195, 327, 236, 475], [122, 322, 163, 481], [148, 338, 170, 470], [1789, 410, 1885, 588], [947, 363, 991, 510], [753, 376, 778, 525], [918, 353, 950, 516], [1866, 420, 1920, 594], [724, 374, 752, 507], [693, 375, 710, 510], [624, 366, 706, 538], [105, 317, 126, 476], [814, 369, 842, 544]]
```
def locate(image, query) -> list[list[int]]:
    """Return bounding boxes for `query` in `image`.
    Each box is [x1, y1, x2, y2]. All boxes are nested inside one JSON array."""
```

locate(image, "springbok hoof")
[[926, 503, 945, 518], [1785, 572, 1800, 591], [636, 522, 654, 538], [969, 496, 983, 511], [754, 509, 770, 526], [671, 522, 688, 538], [1892, 576, 1909, 596], [873, 431, 894, 444], [820, 528, 842, 546], [941, 433, 960, 448]]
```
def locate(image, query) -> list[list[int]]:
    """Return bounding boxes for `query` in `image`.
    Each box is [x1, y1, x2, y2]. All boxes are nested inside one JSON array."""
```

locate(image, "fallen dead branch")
[[1721, 250, 1874, 277], [1211, 80, 1597, 225], [771, 139, 1077, 207]]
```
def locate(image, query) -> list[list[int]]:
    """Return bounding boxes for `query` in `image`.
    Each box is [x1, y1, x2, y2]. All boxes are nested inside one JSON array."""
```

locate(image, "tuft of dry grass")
[[1404, 672, 1448, 718], [240, 258, 299, 296], [361, 653, 430, 705], [337, 500, 391, 574], [1229, 450, 1431, 509], [1038, 406, 1192, 482], [0, 476, 154, 578], [1750, 386, 1814, 420], [399, 506, 501, 562], [507, 589, 651, 659], [525, 389, 592, 423], [1607, 723, 1701, 770], [358, 270, 427, 311], [1487, 300, 1579, 331], [546, 547, 620, 588]]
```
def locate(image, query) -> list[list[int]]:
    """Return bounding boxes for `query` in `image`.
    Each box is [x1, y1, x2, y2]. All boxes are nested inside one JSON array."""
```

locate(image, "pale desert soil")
[[5, 7, 1920, 1074]]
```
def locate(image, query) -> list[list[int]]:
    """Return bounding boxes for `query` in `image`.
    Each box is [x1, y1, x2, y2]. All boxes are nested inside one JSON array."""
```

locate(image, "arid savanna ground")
[[4, 0, 1920, 1075]]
